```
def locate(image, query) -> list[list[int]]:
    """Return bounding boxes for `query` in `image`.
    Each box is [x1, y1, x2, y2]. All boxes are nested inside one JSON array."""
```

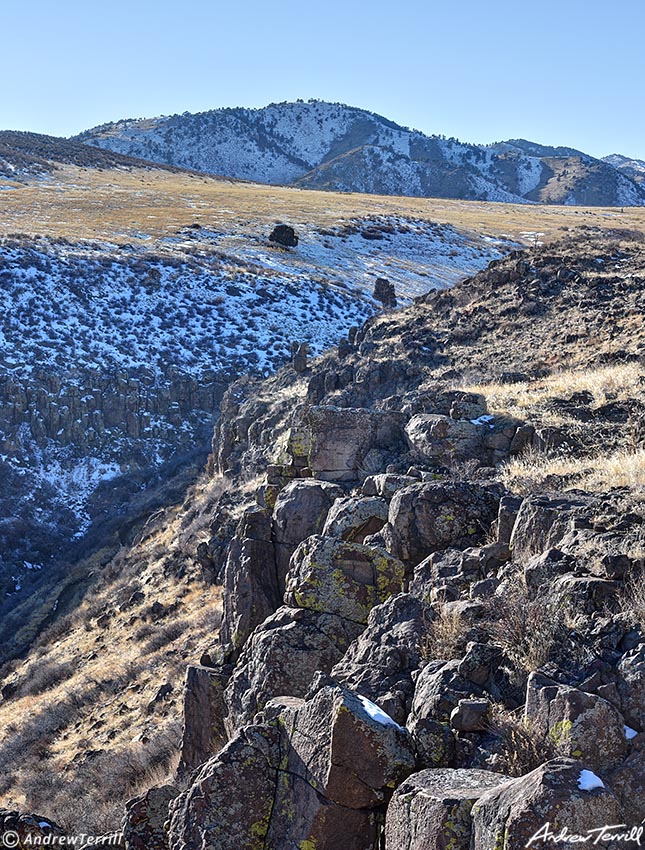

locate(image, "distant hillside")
[[75, 100, 645, 206], [0, 130, 179, 180], [603, 152, 645, 185]]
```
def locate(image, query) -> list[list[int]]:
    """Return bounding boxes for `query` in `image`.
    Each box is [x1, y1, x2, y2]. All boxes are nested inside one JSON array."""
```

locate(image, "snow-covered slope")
[[75, 101, 645, 206]]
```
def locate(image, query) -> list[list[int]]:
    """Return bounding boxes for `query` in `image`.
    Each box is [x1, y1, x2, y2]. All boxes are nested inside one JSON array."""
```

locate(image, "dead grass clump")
[[618, 571, 645, 633], [502, 446, 645, 493], [486, 705, 564, 776], [421, 605, 468, 661], [464, 362, 643, 426]]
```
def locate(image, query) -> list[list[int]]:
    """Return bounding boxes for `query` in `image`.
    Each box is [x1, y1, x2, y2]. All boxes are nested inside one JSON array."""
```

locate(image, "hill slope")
[[0, 130, 181, 181], [75, 100, 645, 206]]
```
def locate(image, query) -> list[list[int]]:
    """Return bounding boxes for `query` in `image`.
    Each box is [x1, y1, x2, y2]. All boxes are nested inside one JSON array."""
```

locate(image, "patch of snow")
[[357, 694, 401, 729], [470, 414, 495, 427], [625, 725, 638, 740], [577, 769, 605, 791]]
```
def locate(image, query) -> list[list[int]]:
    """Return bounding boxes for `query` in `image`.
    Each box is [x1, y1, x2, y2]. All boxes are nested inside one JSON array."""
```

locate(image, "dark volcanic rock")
[[268, 223, 298, 247]]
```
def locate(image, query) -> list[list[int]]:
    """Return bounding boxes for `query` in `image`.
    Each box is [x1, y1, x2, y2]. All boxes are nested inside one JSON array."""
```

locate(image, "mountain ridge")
[[74, 100, 645, 206]]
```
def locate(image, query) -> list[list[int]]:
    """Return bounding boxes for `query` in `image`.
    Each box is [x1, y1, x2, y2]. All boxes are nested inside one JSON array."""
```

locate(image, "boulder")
[[384, 768, 510, 850], [124, 784, 178, 850], [361, 473, 419, 499], [374, 276, 397, 307], [281, 676, 416, 810], [332, 593, 431, 724], [219, 505, 281, 657], [406, 660, 484, 768], [170, 679, 415, 850], [509, 493, 592, 562], [178, 665, 229, 774], [450, 698, 491, 733], [168, 724, 282, 850], [471, 758, 624, 850], [525, 672, 628, 771], [606, 749, 645, 822], [272, 478, 343, 590], [382, 481, 502, 566], [404, 414, 483, 465], [223, 605, 363, 734], [322, 495, 389, 542], [290, 406, 406, 482], [284, 535, 405, 624], [269, 223, 298, 247]]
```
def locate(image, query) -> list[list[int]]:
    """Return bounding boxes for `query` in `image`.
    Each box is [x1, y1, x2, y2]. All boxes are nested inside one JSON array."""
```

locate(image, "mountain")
[[75, 100, 645, 206], [603, 152, 645, 185]]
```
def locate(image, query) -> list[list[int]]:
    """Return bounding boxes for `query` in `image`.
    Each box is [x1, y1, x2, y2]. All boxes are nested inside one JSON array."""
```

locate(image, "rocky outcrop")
[[123, 785, 177, 850], [284, 534, 405, 624], [178, 665, 229, 774], [169, 678, 415, 850]]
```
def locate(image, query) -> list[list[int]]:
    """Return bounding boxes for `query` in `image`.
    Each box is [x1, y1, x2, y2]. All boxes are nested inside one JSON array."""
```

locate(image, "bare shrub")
[[484, 572, 569, 677]]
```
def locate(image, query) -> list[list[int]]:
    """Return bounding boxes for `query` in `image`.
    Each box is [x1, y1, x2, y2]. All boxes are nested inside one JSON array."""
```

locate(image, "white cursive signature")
[[527, 822, 645, 846]]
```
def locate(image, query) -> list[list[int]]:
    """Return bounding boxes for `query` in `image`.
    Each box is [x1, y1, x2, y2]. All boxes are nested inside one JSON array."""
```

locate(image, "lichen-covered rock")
[[471, 758, 624, 850], [606, 749, 645, 822], [178, 664, 229, 774], [282, 676, 416, 810], [284, 535, 405, 624], [171, 680, 415, 850], [168, 724, 281, 850], [525, 672, 628, 771], [223, 605, 363, 734], [124, 784, 177, 850], [272, 478, 343, 589], [406, 659, 485, 767], [404, 414, 484, 465], [384, 768, 511, 850], [382, 481, 502, 566], [332, 593, 430, 724], [219, 505, 281, 657], [291, 405, 406, 482], [322, 495, 389, 542], [510, 493, 593, 562], [618, 643, 645, 729]]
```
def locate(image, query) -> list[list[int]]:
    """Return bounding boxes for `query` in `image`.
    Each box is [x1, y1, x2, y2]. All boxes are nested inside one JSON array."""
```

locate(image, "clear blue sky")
[[2, 0, 644, 159]]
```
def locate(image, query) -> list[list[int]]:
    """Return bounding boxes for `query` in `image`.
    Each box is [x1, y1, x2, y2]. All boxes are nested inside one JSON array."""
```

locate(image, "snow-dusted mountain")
[[603, 153, 645, 186], [75, 100, 645, 206]]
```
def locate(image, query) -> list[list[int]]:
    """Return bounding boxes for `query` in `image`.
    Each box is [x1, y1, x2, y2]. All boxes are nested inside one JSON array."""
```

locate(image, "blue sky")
[[2, 0, 644, 159]]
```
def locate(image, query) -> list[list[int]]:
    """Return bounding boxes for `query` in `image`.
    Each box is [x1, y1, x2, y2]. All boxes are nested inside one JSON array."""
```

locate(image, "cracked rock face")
[[169, 679, 415, 850]]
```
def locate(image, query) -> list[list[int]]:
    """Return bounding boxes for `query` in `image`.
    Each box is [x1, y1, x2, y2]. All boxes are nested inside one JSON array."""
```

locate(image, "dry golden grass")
[[502, 447, 645, 493], [0, 470, 232, 832], [463, 362, 643, 425], [2, 164, 645, 246]]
